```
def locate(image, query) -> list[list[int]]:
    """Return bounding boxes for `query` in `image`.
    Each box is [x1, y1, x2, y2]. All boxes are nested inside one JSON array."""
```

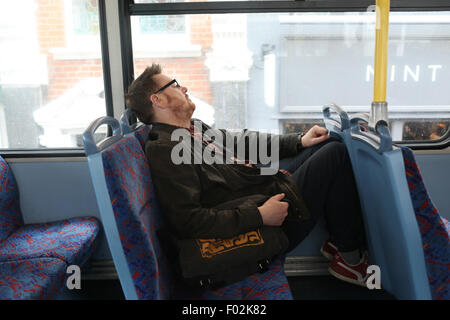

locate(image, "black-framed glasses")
[[154, 79, 180, 94]]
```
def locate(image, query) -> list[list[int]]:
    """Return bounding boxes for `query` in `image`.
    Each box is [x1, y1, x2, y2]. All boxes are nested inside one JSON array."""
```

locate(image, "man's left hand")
[[301, 125, 330, 148]]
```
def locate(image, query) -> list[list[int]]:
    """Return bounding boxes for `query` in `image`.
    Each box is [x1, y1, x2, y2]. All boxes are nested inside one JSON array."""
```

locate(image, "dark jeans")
[[280, 138, 366, 253]]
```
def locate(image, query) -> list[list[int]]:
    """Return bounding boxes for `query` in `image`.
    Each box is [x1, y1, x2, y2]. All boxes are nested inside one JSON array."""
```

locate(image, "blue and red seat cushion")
[[0, 217, 100, 267], [132, 125, 151, 149], [402, 147, 450, 300], [0, 257, 68, 300], [174, 257, 293, 300], [0, 155, 100, 299], [102, 136, 175, 299], [0, 156, 23, 242]]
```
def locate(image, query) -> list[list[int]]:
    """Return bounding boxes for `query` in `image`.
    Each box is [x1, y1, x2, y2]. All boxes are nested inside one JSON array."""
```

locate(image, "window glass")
[[72, 0, 99, 35], [403, 121, 450, 141], [131, 11, 450, 142], [0, 0, 105, 149], [139, 16, 185, 34]]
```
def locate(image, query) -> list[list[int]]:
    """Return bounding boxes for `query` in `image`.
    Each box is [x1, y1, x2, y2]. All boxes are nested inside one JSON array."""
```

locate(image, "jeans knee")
[[327, 141, 348, 156]]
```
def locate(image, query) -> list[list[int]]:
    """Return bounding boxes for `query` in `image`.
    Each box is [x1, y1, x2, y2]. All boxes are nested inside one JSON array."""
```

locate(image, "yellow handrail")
[[373, 0, 390, 103]]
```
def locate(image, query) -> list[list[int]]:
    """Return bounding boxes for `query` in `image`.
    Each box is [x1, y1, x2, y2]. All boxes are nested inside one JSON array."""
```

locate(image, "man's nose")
[[181, 86, 188, 93]]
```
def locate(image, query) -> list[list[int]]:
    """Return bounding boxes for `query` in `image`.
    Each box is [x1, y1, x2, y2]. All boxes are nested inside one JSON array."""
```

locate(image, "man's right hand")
[[258, 193, 289, 226], [301, 125, 330, 148]]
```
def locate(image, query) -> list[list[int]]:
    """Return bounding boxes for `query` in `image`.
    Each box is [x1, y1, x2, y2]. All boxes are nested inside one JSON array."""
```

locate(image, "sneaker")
[[320, 238, 338, 261], [328, 252, 368, 287]]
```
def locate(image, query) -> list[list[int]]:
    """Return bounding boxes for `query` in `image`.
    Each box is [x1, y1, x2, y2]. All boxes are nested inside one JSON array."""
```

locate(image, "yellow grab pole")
[[373, 0, 390, 103]]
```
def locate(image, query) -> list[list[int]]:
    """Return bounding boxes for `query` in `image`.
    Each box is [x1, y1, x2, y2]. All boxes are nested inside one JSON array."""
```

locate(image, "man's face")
[[152, 74, 196, 120]]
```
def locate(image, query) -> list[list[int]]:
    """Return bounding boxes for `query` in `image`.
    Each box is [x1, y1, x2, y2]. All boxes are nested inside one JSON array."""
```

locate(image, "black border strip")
[[99, 0, 114, 118], [1, 149, 87, 158], [129, 0, 450, 16], [98, 0, 113, 141], [120, 0, 135, 95]]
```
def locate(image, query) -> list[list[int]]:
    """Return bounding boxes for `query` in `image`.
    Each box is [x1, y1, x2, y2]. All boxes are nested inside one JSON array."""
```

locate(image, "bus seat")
[[401, 147, 450, 300], [0, 157, 23, 242], [119, 110, 294, 300], [322, 104, 435, 300], [0, 217, 100, 267], [120, 108, 151, 147], [0, 257, 67, 300], [83, 116, 293, 300], [0, 156, 100, 299]]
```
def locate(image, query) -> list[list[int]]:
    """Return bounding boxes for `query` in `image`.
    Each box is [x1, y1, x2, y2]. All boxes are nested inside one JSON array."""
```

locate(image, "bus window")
[[129, 10, 450, 144], [0, 0, 106, 150], [282, 121, 325, 135], [403, 121, 450, 142]]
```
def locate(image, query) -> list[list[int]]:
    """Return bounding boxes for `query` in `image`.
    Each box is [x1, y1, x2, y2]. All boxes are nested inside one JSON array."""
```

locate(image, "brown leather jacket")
[[144, 119, 310, 241]]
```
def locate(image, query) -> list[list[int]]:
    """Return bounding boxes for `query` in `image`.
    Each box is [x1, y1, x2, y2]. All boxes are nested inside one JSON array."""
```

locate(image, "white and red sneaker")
[[320, 238, 338, 261], [328, 252, 368, 287]]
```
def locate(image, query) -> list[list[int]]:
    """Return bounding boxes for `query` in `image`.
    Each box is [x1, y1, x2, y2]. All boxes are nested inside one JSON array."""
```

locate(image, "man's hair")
[[125, 63, 162, 124]]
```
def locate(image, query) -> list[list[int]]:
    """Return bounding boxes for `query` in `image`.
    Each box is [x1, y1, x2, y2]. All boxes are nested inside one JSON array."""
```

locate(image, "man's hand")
[[258, 193, 289, 226], [301, 125, 330, 148]]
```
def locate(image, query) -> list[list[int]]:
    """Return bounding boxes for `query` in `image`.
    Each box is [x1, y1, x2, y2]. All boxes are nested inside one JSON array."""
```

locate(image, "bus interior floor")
[[60, 279, 126, 300], [61, 276, 396, 300], [287, 275, 396, 300]]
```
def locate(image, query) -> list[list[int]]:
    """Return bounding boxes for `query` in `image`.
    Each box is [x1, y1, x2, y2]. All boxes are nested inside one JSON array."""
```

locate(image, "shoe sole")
[[328, 266, 367, 288]]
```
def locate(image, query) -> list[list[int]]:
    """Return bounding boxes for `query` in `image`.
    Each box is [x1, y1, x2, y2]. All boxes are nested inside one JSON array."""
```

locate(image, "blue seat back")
[[120, 109, 151, 148], [83, 117, 174, 300], [0, 156, 24, 242], [323, 104, 432, 300]]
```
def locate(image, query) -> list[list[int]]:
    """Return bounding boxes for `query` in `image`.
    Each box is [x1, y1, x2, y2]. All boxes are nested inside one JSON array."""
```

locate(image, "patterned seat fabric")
[[174, 257, 293, 300], [102, 134, 293, 300], [132, 125, 151, 149], [0, 156, 100, 299], [0, 257, 67, 300], [102, 136, 174, 299], [401, 147, 450, 300], [0, 217, 100, 266], [0, 155, 23, 241]]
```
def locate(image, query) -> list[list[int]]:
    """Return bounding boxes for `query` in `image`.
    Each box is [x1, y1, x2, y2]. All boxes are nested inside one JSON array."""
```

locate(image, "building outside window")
[[0, 0, 106, 149]]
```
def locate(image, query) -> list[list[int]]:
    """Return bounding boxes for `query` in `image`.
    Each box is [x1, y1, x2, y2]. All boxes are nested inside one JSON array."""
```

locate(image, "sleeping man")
[[125, 63, 368, 287]]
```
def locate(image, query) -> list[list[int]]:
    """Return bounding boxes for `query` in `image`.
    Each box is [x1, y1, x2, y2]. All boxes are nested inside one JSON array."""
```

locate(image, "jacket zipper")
[[278, 178, 302, 218], [277, 176, 299, 201]]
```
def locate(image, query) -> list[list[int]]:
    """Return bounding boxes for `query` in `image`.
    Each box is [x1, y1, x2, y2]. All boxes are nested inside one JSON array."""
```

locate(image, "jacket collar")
[[150, 121, 189, 133], [149, 119, 206, 142], [150, 118, 207, 133]]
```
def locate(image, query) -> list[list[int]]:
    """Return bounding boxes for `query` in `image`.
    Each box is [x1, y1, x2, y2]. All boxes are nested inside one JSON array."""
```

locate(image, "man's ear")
[[150, 93, 159, 107], [150, 94, 167, 111]]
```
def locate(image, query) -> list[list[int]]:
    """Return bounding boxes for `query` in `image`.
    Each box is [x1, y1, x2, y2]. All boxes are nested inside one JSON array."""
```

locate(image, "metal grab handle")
[[350, 113, 370, 127], [322, 103, 350, 131], [350, 113, 371, 135], [375, 120, 393, 153], [83, 116, 122, 155]]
